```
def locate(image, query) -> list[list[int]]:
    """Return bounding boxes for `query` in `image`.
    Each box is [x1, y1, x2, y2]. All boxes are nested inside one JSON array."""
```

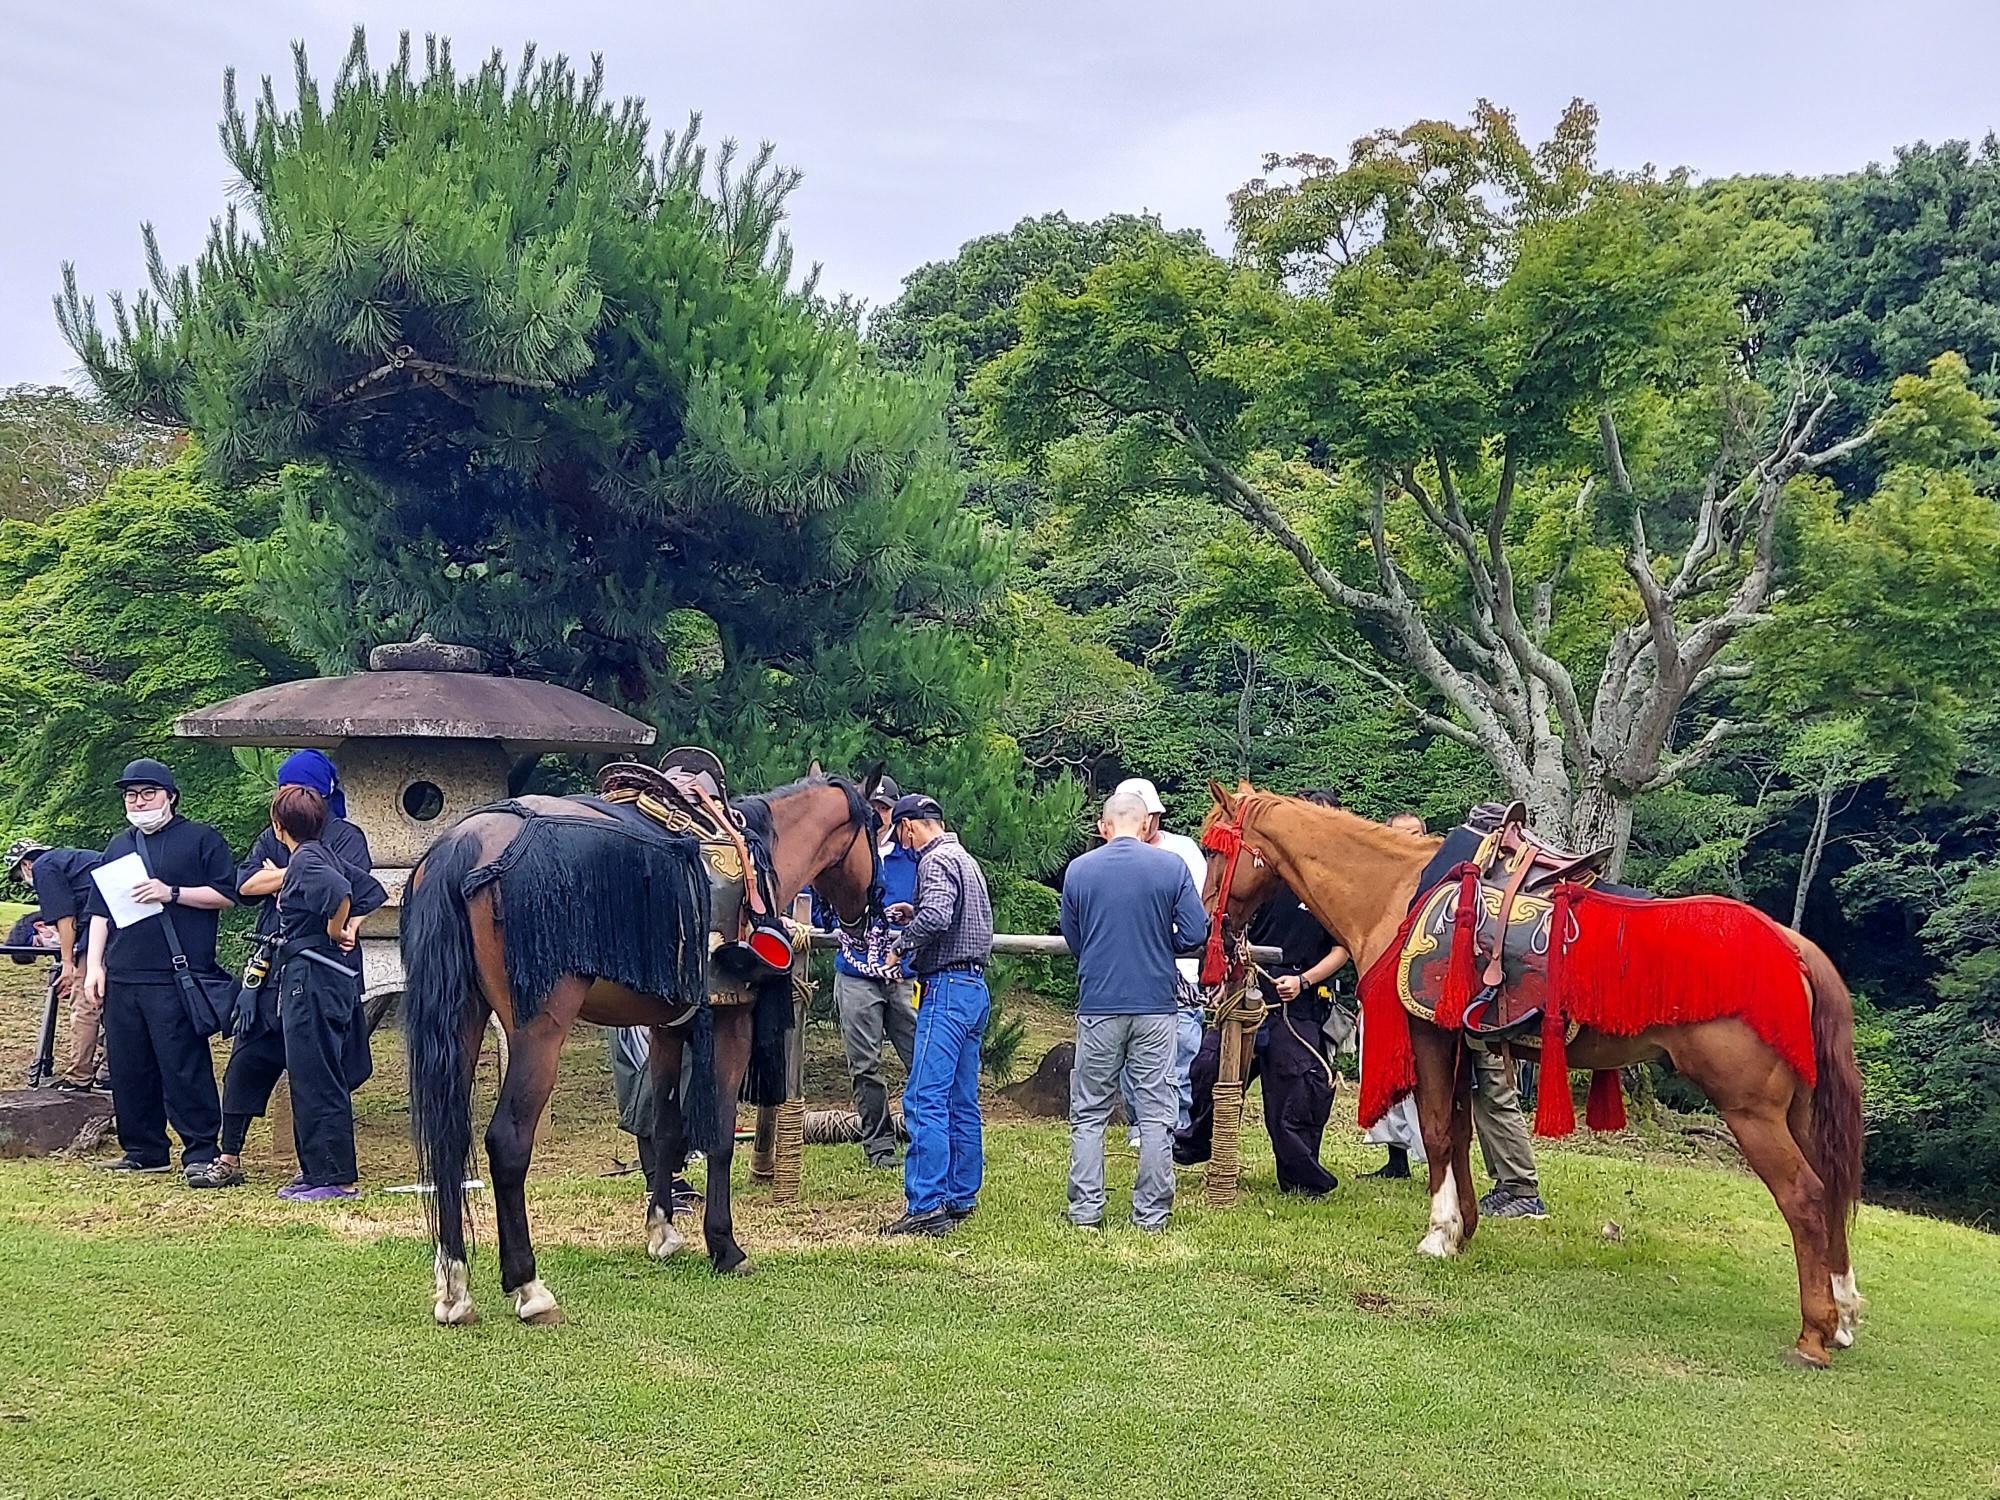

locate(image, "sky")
[[6, 0, 1999, 388]]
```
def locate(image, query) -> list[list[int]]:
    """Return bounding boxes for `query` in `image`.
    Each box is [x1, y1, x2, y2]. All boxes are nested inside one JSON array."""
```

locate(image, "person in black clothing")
[[6, 838, 105, 1090], [208, 752, 385, 1190], [80, 758, 236, 1181], [248, 785, 370, 1199], [1176, 788, 1350, 1195]]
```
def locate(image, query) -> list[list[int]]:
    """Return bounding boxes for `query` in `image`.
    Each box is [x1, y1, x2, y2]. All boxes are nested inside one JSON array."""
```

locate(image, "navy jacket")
[[239, 819, 385, 943], [1059, 836, 1209, 1015], [30, 847, 101, 925]]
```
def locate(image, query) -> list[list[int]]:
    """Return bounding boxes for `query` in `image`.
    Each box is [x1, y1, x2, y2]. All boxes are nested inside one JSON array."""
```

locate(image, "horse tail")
[[1800, 937, 1863, 1230], [402, 826, 486, 1261]]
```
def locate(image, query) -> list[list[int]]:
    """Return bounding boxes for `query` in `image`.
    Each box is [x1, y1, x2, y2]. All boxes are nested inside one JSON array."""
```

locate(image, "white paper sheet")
[[90, 851, 163, 930]]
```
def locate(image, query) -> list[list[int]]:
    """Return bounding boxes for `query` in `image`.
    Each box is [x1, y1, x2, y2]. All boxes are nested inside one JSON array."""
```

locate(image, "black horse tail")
[[402, 827, 486, 1263]]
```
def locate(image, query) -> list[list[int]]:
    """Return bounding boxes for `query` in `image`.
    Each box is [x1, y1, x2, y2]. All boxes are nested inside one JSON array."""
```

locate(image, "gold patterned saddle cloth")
[[1396, 803, 1611, 1040]]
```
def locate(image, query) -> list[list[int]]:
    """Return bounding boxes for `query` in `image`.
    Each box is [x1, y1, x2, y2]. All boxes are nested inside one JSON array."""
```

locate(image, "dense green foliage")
[[58, 30, 1079, 881], [0, 450, 299, 850]]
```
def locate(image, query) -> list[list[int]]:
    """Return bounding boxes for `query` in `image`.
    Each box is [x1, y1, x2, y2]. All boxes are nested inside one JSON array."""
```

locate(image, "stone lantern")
[[174, 636, 656, 1011]]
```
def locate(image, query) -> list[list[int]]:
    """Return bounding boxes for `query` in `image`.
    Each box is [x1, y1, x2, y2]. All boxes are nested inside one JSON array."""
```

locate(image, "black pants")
[[219, 1024, 288, 1155], [279, 963, 360, 1187], [1174, 1025, 1242, 1165], [103, 978, 220, 1168], [1261, 1003, 1337, 1196]]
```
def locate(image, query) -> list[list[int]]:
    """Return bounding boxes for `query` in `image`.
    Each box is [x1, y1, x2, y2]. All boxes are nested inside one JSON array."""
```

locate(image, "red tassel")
[[1586, 1069, 1627, 1131], [1356, 942, 1417, 1127], [1534, 1006, 1576, 1137], [1198, 818, 1243, 987], [1434, 864, 1482, 1031]]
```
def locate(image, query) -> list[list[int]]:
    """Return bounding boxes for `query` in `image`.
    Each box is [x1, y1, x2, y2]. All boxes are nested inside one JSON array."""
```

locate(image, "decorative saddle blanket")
[[594, 748, 795, 980], [1359, 807, 1814, 1141]]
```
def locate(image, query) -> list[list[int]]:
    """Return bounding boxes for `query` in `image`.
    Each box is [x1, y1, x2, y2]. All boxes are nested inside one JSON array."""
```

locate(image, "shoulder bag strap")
[[134, 828, 199, 981]]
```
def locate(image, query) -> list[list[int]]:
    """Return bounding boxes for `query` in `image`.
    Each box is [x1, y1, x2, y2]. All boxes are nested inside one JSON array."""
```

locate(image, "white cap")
[[1113, 777, 1166, 815]]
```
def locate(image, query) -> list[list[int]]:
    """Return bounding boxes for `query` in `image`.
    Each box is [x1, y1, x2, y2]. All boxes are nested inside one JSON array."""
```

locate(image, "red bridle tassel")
[[1434, 863, 1482, 1031], [1199, 814, 1247, 987]]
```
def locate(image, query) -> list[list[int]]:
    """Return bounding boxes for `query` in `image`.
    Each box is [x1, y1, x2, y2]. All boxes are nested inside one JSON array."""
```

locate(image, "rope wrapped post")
[[1205, 976, 1260, 1208], [770, 921, 813, 1204], [751, 1104, 778, 1181]]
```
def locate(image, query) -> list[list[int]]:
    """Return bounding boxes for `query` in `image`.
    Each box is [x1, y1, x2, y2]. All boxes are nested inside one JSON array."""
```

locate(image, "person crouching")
[[261, 786, 367, 1200]]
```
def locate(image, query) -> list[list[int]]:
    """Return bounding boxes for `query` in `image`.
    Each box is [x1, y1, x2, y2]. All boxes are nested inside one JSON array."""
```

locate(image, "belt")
[[918, 960, 986, 979]]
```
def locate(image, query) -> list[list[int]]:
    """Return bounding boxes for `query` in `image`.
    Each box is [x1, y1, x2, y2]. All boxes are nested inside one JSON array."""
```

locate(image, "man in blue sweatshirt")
[[1059, 790, 1209, 1230]]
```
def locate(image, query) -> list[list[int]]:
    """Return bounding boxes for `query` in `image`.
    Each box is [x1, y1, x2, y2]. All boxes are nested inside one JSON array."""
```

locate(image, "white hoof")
[[647, 1207, 689, 1260], [432, 1255, 476, 1326], [512, 1278, 561, 1322], [1417, 1165, 1464, 1259], [1832, 1269, 1861, 1346]]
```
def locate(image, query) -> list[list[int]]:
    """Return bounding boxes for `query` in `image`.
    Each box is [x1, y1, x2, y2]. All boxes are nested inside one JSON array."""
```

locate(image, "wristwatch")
[[168, 885, 181, 906]]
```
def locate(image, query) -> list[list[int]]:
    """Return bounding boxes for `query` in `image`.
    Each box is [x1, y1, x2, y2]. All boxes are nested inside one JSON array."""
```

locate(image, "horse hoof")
[[1833, 1326, 1855, 1350], [522, 1306, 567, 1326], [712, 1252, 752, 1277], [647, 1210, 689, 1260], [433, 1301, 478, 1327], [1786, 1345, 1832, 1371], [1416, 1229, 1460, 1259], [512, 1279, 562, 1323]]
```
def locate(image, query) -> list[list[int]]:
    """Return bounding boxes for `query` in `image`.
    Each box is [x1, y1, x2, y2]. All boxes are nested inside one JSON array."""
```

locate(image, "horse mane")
[[733, 773, 870, 844], [1207, 786, 1445, 863]]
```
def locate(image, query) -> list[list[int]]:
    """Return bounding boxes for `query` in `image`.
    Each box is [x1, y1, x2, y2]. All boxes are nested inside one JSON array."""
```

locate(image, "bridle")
[[826, 795, 886, 935], [1199, 797, 1262, 987]]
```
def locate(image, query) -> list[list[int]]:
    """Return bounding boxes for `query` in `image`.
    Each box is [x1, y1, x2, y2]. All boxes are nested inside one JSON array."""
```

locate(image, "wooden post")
[[1205, 976, 1260, 1208], [770, 904, 812, 1203]]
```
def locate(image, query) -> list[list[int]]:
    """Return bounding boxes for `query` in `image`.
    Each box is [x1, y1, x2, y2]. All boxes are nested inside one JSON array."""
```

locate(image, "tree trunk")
[[1792, 773, 1836, 932], [1233, 645, 1260, 780], [1570, 783, 1635, 882]]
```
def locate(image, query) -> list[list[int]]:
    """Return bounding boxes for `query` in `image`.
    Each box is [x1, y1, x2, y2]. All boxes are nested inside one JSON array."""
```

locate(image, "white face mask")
[[126, 804, 172, 834]]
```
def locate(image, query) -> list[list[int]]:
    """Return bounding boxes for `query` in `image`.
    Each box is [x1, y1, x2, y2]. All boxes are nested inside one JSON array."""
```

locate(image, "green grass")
[[2, 1123, 1997, 1500]]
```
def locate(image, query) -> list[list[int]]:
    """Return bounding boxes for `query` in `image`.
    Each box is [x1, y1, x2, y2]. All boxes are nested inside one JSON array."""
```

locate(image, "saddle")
[[595, 747, 794, 977], [1397, 802, 1611, 1042]]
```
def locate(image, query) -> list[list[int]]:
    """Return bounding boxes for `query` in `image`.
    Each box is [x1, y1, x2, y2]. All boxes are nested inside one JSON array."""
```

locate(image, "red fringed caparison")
[[1201, 780, 1866, 1370]]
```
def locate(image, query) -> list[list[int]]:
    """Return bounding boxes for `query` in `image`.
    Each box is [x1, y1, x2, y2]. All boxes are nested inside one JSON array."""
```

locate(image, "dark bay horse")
[[1201, 782, 1865, 1367], [401, 775, 881, 1326]]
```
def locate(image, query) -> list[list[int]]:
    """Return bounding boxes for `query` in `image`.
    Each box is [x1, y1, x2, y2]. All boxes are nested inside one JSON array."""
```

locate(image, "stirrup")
[[1462, 989, 1544, 1044]]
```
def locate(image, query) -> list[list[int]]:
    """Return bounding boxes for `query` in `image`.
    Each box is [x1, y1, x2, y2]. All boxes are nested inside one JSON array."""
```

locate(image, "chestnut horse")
[[401, 775, 881, 1326], [1201, 781, 1864, 1367]]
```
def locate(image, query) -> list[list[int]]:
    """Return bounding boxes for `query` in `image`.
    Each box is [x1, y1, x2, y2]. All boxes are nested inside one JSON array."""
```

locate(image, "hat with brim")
[[1113, 777, 1166, 815], [5, 838, 51, 874], [890, 793, 944, 825], [869, 774, 903, 808], [114, 758, 179, 794]]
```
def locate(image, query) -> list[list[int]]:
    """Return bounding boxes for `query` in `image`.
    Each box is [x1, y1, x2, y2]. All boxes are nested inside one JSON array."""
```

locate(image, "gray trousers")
[[834, 969, 918, 1163], [1471, 1045, 1539, 1195], [1069, 1012, 1177, 1228]]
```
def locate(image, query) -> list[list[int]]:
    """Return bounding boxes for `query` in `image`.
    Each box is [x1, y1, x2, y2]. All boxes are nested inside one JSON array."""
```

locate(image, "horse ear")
[[860, 761, 886, 805], [1209, 779, 1238, 815], [807, 758, 824, 777]]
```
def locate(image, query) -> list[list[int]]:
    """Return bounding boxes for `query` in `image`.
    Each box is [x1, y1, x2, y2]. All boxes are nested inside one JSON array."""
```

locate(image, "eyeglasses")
[[121, 786, 167, 803]]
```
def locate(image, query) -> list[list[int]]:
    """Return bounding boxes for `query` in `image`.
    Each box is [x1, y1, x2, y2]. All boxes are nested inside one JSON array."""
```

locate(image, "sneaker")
[[284, 1183, 360, 1202], [94, 1156, 170, 1173], [944, 1201, 976, 1223], [668, 1176, 703, 1214], [1480, 1188, 1549, 1220], [50, 1077, 96, 1095], [185, 1160, 245, 1189], [879, 1208, 954, 1237], [1366, 1150, 1412, 1180], [1068, 1216, 1104, 1231], [1126, 1129, 1142, 1150]]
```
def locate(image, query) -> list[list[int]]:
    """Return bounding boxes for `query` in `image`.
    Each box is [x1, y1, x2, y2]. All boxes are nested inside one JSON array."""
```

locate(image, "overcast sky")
[[7, 0, 1998, 388]]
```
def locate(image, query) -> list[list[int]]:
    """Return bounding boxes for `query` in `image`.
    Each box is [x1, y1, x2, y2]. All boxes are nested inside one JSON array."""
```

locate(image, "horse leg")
[[1791, 1086, 1860, 1349], [646, 1020, 693, 1260], [704, 1005, 753, 1275], [1671, 1025, 1839, 1365], [1411, 1022, 1467, 1258], [484, 979, 584, 1325], [432, 1001, 488, 1327], [1451, 1045, 1479, 1248]]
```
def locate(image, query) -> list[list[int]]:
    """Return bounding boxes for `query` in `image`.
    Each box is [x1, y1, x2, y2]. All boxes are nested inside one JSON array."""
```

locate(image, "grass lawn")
[[1, 983, 1996, 1498]]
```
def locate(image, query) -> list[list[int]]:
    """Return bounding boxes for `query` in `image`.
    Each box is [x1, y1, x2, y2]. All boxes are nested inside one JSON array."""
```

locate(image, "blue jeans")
[[902, 970, 989, 1214], [1122, 1008, 1206, 1135]]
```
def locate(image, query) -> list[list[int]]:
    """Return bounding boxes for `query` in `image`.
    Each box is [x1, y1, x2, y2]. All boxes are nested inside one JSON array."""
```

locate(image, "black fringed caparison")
[[462, 800, 712, 1023]]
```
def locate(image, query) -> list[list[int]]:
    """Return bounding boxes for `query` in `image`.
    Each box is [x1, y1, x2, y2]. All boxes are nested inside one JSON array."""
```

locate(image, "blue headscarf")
[[278, 749, 347, 820]]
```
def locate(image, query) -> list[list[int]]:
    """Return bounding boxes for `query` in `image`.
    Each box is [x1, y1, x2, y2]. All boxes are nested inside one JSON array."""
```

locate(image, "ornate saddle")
[[596, 747, 794, 977], [1397, 802, 1611, 1042]]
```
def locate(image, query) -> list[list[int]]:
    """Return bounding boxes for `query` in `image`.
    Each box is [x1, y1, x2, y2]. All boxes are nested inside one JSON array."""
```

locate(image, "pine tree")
[[58, 29, 1072, 840]]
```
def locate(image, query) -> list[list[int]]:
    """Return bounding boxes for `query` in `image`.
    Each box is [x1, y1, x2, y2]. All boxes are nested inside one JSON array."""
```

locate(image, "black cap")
[[114, 758, 179, 794], [890, 792, 943, 825], [869, 774, 902, 806]]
